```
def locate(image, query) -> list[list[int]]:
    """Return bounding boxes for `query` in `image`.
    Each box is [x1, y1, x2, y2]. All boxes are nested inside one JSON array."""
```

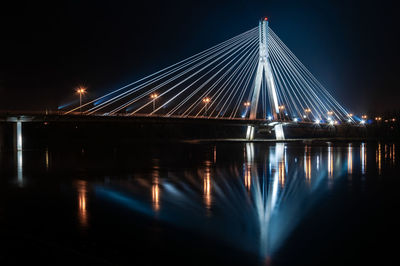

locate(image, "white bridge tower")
[[246, 17, 285, 140]]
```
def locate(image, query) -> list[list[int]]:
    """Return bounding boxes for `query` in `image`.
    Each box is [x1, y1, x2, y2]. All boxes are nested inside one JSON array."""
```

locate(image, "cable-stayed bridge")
[[62, 17, 355, 140]]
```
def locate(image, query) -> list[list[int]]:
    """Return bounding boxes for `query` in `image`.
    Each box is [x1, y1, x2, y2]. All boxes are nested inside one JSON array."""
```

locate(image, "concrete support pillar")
[[246, 125, 255, 140]]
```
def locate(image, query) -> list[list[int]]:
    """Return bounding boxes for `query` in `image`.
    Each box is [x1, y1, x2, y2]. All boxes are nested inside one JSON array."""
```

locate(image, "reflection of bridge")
[[63, 18, 357, 140]]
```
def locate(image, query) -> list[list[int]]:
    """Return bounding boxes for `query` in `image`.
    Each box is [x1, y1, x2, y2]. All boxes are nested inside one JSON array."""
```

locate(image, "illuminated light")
[[348, 113, 353, 117], [361, 143, 367, 175], [264, 17, 268, 21], [328, 145, 333, 180], [241, 114, 245, 118], [348, 144, 353, 175], [377, 143, 382, 175], [278, 105, 285, 110], [303, 115, 307, 118], [267, 116, 272, 120], [304, 108, 311, 113], [327, 117, 332, 121], [361, 115, 368, 119], [150, 93, 158, 99], [76, 86, 86, 95], [203, 163, 212, 212], [77, 180, 88, 228], [360, 120, 366, 124], [348, 119, 352, 122], [392, 118, 396, 122], [327, 111, 333, 116], [202, 97, 211, 103], [315, 120, 320, 124], [243, 101, 251, 107], [293, 118, 298, 122], [329, 120, 334, 125], [304, 146, 311, 182], [334, 121, 338, 125]]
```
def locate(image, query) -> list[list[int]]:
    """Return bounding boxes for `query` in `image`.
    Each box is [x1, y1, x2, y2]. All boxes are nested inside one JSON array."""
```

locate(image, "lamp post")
[[150, 93, 158, 112], [203, 97, 211, 116], [76, 87, 86, 114], [278, 105, 285, 120], [304, 108, 311, 120], [243, 101, 250, 118]]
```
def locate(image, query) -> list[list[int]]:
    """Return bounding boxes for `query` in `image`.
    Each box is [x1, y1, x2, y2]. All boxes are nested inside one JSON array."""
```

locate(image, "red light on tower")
[[264, 17, 268, 21]]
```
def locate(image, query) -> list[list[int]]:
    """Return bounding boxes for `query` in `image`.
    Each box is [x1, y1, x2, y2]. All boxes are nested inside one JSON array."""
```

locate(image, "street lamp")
[[150, 93, 158, 112], [243, 101, 251, 107], [327, 111, 334, 121], [304, 108, 311, 120], [76, 87, 86, 114], [202, 97, 211, 116], [278, 105, 285, 120], [347, 113, 353, 123]]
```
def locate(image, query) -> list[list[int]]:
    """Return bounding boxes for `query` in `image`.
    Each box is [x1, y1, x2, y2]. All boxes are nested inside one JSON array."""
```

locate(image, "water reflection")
[[377, 143, 382, 175], [45, 148, 49, 171], [304, 146, 311, 182], [17, 151, 23, 187], [393, 143, 396, 165], [203, 160, 212, 212], [94, 142, 393, 262], [244, 143, 254, 191], [348, 144, 353, 176], [76, 180, 89, 228], [152, 165, 161, 212], [360, 143, 366, 175], [327, 144, 333, 187]]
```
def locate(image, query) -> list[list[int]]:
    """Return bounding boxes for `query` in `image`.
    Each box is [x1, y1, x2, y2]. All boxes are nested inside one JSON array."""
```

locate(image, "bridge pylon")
[[247, 17, 285, 141]]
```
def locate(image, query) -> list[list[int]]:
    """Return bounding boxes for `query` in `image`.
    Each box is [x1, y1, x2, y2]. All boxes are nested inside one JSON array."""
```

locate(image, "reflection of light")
[[152, 163, 161, 212], [152, 180, 160, 212], [204, 161, 212, 211], [45, 148, 49, 170], [361, 143, 366, 175], [328, 145, 333, 180], [17, 150, 23, 187], [279, 160, 285, 187], [244, 143, 254, 191], [304, 146, 311, 182], [17, 121, 22, 151], [393, 144, 396, 165], [377, 143, 382, 175], [77, 180, 88, 228], [385, 144, 388, 160], [213, 145, 217, 164], [347, 144, 353, 175]]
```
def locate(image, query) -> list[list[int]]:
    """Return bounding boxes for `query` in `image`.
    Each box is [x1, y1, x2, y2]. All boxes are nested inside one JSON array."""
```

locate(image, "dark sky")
[[0, 0, 398, 113]]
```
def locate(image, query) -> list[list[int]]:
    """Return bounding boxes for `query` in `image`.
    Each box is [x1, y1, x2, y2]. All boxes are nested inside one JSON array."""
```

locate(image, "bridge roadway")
[[0, 112, 366, 151], [1, 112, 269, 126]]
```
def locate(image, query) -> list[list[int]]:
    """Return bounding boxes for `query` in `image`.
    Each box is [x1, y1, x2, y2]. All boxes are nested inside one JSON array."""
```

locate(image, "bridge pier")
[[274, 124, 285, 140], [246, 125, 255, 140]]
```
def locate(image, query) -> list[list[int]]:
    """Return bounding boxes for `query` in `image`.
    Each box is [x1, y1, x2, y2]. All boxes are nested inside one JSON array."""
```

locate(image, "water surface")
[[0, 141, 399, 265]]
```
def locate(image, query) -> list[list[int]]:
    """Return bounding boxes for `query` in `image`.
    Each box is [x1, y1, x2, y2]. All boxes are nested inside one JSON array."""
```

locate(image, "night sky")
[[0, 0, 398, 113]]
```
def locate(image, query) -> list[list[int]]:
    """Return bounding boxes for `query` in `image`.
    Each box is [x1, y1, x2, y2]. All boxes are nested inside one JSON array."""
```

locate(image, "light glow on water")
[[91, 142, 381, 261]]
